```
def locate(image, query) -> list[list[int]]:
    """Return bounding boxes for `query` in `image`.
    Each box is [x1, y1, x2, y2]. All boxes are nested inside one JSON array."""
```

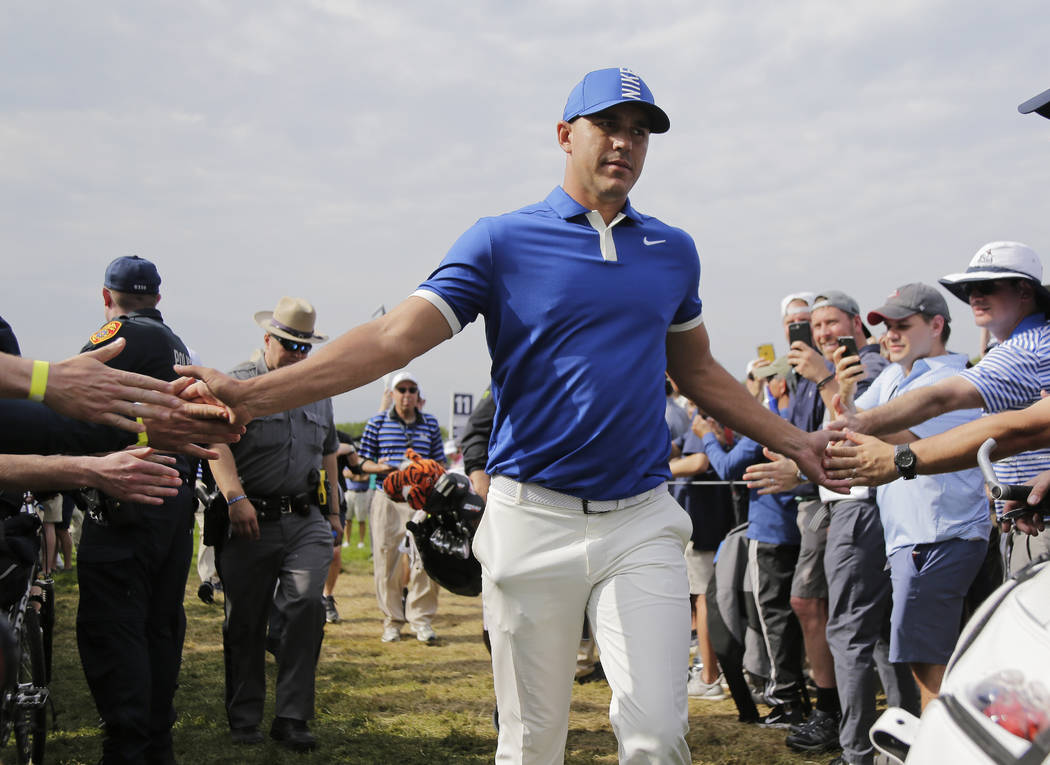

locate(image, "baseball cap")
[[751, 356, 792, 380], [939, 241, 1050, 305], [811, 290, 860, 317], [1019, 87, 1050, 119], [780, 291, 814, 318], [867, 283, 950, 325], [104, 255, 161, 294], [391, 371, 418, 389], [563, 67, 670, 134]]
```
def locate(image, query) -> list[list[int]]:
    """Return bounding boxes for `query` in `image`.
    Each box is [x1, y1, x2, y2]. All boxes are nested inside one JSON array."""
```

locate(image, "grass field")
[[13, 535, 829, 764]]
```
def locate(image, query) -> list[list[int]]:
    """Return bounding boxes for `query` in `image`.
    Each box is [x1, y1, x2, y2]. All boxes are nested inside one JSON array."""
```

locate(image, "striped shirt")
[[959, 313, 1050, 488], [359, 407, 446, 466]]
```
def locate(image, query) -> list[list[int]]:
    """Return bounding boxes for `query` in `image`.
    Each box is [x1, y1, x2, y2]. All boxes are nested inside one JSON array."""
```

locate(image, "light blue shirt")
[[856, 353, 990, 555]]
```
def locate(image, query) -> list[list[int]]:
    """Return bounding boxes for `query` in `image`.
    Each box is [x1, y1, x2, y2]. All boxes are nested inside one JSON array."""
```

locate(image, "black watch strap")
[[894, 444, 917, 480]]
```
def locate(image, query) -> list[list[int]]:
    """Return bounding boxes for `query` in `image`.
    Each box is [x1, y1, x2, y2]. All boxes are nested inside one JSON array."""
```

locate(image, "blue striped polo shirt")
[[359, 408, 445, 466], [958, 313, 1050, 487]]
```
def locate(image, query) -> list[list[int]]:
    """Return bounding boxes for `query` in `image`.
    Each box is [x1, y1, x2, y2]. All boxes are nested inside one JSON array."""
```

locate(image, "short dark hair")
[[110, 290, 160, 313], [918, 312, 951, 343]]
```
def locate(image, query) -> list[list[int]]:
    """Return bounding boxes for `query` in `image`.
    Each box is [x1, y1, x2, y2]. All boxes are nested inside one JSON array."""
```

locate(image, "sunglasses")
[[962, 280, 1016, 298], [276, 337, 312, 354], [395, 386, 418, 394]]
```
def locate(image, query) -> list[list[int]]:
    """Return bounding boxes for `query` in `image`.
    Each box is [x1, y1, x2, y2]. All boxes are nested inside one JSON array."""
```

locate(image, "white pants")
[[474, 480, 692, 765]]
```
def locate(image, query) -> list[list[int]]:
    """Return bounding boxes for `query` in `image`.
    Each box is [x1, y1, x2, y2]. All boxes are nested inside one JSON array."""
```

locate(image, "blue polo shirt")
[[958, 313, 1050, 489], [414, 186, 703, 499], [856, 353, 989, 554], [700, 392, 799, 545], [359, 407, 445, 466]]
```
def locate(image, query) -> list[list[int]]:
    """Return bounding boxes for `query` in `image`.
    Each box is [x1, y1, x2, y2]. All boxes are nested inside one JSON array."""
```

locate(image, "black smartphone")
[[837, 336, 859, 358], [787, 321, 813, 349]]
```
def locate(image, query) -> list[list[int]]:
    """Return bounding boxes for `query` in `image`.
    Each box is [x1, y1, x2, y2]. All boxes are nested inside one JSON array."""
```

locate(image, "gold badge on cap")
[[89, 320, 122, 345]]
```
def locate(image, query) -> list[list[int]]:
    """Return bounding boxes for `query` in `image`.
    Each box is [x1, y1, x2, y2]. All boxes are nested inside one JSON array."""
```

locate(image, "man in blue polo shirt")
[[357, 370, 446, 644], [180, 66, 832, 763]]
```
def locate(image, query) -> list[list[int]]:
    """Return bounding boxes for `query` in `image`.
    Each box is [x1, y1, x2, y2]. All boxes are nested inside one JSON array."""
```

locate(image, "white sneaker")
[[415, 625, 437, 645], [687, 667, 726, 700], [381, 625, 401, 643], [357, 542, 365, 549]]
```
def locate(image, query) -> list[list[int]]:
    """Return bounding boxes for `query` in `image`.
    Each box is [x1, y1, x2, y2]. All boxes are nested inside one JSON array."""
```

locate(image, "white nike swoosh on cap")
[[643, 237, 666, 246]]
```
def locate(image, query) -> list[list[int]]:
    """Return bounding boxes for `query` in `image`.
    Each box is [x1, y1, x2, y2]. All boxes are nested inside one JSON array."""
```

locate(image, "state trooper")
[[75, 255, 198, 765], [208, 296, 341, 752]]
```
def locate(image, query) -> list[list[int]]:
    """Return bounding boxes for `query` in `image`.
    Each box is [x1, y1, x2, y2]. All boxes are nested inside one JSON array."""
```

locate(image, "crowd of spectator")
[[2, 77, 1049, 765]]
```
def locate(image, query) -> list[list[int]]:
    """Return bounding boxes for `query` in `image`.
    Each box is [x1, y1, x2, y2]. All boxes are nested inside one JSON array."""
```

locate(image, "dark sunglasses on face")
[[395, 386, 418, 394], [277, 337, 312, 354], [963, 280, 1015, 298]]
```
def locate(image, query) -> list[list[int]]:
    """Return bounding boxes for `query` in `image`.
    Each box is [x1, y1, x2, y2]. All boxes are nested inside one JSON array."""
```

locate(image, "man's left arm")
[[666, 323, 831, 485], [323, 451, 342, 535]]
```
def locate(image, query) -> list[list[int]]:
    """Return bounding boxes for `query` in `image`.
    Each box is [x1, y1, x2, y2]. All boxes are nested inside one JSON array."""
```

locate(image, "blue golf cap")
[[1019, 87, 1050, 119], [104, 255, 161, 294], [563, 67, 670, 134]]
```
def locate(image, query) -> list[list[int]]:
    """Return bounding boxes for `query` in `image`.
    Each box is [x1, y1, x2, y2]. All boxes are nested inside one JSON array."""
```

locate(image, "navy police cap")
[[104, 255, 161, 294]]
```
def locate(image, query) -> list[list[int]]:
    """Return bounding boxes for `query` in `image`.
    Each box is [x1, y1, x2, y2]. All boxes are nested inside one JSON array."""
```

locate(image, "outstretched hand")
[[173, 364, 253, 424], [743, 448, 802, 495], [89, 447, 183, 504], [822, 429, 897, 486], [46, 339, 184, 431]]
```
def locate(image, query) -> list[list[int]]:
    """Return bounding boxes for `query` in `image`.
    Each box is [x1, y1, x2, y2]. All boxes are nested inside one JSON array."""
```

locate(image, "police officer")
[[75, 255, 198, 765], [208, 297, 340, 752]]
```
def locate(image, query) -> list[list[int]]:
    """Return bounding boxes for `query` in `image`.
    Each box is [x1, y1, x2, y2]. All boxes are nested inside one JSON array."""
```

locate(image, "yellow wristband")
[[135, 417, 149, 447], [28, 360, 49, 402]]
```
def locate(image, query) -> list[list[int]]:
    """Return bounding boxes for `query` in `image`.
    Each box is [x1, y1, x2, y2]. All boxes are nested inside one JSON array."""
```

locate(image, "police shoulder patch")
[[89, 320, 122, 345]]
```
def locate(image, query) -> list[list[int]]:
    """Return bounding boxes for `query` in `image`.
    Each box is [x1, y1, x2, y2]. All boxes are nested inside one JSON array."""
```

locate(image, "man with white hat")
[[826, 242, 1050, 573], [208, 296, 341, 751], [356, 369, 446, 645]]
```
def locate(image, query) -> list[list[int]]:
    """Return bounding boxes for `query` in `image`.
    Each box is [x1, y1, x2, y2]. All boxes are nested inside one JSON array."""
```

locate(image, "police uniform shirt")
[[82, 308, 195, 478], [227, 353, 338, 497], [413, 186, 703, 500]]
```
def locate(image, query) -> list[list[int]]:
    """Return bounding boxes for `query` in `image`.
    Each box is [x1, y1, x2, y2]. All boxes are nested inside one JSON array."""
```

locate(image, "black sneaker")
[[760, 702, 806, 729], [197, 581, 214, 604], [785, 709, 841, 752], [270, 716, 317, 752]]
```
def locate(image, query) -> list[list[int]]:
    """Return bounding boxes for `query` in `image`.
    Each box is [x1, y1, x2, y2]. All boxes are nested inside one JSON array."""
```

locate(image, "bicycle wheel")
[[13, 607, 46, 764]]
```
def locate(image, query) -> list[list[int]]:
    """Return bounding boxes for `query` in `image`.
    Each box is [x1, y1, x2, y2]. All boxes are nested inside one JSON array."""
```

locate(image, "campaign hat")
[[254, 296, 327, 344]]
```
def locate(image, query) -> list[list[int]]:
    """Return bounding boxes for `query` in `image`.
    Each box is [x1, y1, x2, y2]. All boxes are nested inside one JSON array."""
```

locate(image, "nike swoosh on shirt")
[[643, 237, 666, 246]]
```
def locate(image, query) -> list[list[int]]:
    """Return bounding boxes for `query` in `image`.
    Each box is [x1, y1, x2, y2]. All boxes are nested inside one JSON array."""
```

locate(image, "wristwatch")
[[893, 444, 917, 480]]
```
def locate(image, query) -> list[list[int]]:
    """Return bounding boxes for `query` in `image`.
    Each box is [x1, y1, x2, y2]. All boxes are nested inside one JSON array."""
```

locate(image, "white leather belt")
[[490, 475, 664, 515]]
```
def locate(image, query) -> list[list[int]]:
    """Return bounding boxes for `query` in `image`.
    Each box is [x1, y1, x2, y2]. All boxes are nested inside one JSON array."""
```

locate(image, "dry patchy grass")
[[21, 537, 825, 764]]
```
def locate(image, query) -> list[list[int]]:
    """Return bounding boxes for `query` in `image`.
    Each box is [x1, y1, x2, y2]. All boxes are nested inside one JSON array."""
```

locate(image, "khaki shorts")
[[38, 495, 64, 523], [346, 489, 373, 522], [791, 499, 829, 599], [685, 542, 715, 596]]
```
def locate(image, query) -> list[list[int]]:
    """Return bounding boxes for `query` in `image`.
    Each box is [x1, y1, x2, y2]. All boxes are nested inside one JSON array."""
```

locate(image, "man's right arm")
[[209, 444, 259, 540], [844, 374, 984, 436], [179, 296, 453, 423]]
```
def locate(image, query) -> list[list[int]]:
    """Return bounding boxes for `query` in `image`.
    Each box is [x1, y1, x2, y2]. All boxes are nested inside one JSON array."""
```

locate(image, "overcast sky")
[[3, 1, 1048, 427]]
